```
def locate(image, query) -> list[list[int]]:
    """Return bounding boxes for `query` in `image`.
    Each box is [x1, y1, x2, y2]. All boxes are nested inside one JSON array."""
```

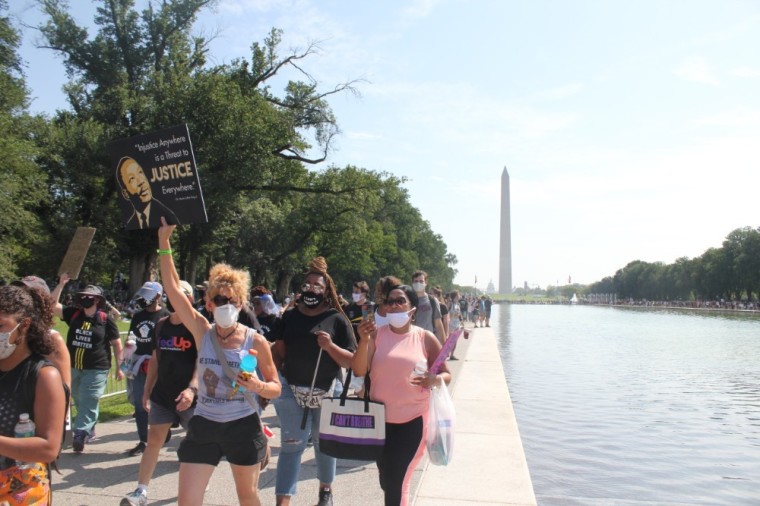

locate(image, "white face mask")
[[374, 312, 390, 327], [214, 304, 239, 328], [351, 293, 363, 303], [412, 282, 426, 293], [387, 311, 412, 329], [0, 323, 20, 360]]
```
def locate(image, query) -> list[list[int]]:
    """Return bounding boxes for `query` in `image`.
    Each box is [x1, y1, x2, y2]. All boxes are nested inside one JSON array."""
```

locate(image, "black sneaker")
[[72, 429, 86, 453], [127, 441, 146, 456], [317, 487, 333, 506]]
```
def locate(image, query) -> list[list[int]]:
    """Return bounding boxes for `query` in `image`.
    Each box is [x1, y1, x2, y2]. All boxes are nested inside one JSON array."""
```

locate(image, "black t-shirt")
[[63, 306, 120, 370], [275, 307, 356, 390], [150, 317, 198, 409], [257, 313, 279, 343], [129, 307, 170, 356]]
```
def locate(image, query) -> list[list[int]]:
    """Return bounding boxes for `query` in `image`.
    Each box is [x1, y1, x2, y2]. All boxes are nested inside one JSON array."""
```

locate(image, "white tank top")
[[195, 326, 256, 422]]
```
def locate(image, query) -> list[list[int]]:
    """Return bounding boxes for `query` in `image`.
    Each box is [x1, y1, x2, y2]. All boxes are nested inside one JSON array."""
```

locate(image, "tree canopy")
[[0, 0, 456, 298]]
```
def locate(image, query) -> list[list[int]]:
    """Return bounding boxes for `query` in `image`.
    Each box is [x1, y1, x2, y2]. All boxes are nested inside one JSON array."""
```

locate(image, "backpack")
[[19, 355, 70, 473]]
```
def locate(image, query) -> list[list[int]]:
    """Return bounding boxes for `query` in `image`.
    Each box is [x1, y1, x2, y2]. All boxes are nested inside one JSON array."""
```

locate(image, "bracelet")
[[187, 385, 198, 395], [257, 381, 266, 394], [157, 248, 173, 256]]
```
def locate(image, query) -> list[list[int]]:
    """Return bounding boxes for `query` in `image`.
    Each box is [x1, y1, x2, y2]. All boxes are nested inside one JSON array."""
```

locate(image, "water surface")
[[493, 304, 760, 505]]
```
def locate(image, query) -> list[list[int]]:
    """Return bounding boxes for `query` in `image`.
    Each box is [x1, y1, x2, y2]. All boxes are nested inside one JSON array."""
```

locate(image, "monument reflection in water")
[[494, 303, 760, 505]]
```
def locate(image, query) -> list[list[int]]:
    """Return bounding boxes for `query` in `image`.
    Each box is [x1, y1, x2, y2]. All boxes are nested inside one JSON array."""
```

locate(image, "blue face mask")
[[0, 323, 20, 360]]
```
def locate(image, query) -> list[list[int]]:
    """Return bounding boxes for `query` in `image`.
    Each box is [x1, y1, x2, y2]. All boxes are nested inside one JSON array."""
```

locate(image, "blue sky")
[[12, 0, 760, 291]]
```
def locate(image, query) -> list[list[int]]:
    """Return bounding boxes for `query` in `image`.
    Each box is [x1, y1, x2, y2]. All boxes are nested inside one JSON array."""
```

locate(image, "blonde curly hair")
[[207, 263, 250, 306]]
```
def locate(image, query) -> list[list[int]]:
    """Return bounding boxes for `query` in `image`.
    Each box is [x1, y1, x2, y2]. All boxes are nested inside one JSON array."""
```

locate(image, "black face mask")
[[135, 297, 149, 310], [79, 297, 96, 309], [301, 291, 324, 308]]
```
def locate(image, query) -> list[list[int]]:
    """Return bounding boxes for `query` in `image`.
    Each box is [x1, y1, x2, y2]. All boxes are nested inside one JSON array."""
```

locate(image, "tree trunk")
[[275, 270, 293, 301], [128, 251, 155, 296]]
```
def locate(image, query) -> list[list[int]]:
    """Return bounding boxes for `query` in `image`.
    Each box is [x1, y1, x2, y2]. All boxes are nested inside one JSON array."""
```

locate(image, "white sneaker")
[[120, 488, 148, 506]]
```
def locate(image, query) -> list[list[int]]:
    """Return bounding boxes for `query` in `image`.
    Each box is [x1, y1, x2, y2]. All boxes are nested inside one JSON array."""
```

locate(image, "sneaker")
[[72, 429, 86, 453], [127, 441, 146, 456], [317, 487, 333, 506], [85, 426, 97, 443], [120, 488, 148, 506]]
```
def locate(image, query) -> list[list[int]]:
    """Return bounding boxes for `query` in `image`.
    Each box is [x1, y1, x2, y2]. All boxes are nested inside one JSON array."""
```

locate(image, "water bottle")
[[231, 349, 258, 393], [409, 360, 428, 384], [121, 333, 137, 376], [14, 413, 36, 469]]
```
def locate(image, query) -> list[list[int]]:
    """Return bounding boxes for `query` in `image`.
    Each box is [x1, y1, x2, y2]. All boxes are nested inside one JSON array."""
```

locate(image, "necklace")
[[216, 323, 238, 343]]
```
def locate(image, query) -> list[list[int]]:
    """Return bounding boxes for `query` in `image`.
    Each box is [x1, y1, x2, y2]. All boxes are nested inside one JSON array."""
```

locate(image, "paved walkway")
[[51, 326, 536, 505]]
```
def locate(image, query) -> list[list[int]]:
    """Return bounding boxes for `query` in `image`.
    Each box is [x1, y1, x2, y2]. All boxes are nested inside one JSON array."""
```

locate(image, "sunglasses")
[[300, 283, 326, 293], [212, 295, 237, 306], [384, 297, 409, 307]]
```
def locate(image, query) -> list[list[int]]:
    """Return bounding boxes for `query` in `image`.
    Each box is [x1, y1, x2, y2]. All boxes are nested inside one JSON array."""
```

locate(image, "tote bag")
[[319, 370, 385, 461]]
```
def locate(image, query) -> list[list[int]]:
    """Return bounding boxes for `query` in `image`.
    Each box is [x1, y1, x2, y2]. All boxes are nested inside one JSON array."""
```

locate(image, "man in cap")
[[52, 273, 125, 453], [121, 281, 198, 506], [124, 281, 170, 456]]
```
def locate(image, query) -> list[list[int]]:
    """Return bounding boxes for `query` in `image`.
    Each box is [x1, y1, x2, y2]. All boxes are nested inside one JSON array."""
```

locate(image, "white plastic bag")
[[426, 381, 455, 465]]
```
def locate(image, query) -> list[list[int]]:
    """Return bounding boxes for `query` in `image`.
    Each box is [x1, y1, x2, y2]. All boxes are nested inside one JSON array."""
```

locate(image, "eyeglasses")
[[384, 297, 409, 307], [212, 295, 238, 306], [300, 283, 326, 294]]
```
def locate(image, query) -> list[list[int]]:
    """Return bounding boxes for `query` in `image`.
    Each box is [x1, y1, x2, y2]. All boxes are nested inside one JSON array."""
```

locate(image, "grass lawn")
[[56, 317, 135, 422]]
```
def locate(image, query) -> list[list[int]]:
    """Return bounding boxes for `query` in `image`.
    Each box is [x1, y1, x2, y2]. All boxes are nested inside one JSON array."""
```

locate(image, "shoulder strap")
[[208, 327, 263, 424], [19, 356, 70, 471], [70, 309, 107, 324]]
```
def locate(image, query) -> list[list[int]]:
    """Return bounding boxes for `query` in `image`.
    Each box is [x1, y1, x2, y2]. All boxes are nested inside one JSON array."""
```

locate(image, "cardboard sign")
[[58, 227, 96, 279], [108, 124, 208, 230]]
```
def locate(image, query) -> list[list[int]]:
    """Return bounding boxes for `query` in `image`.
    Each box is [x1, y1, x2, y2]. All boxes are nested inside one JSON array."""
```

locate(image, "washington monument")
[[499, 166, 512, 294]]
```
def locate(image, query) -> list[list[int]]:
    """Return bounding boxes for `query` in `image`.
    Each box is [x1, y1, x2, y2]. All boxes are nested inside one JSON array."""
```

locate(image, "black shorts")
[[178, 413, 267, 466]]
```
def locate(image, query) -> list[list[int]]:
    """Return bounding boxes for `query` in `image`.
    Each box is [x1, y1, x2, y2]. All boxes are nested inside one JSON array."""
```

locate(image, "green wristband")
[[157, 248, 173, 256]]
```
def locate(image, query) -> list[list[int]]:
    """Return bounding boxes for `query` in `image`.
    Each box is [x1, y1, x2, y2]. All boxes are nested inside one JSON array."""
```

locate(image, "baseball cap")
[[77, 285, 104, 298], [179, 280, 194, 298], [12, 276, 50, 295], [135, 281, 163, 301]]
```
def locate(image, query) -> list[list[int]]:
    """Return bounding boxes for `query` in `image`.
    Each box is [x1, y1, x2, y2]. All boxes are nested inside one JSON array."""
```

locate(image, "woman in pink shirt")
[[353, 284, 451, 506]]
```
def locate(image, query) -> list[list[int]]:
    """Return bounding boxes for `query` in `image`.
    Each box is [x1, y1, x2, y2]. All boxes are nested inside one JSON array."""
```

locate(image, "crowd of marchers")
[[0, 219, 475, 506]]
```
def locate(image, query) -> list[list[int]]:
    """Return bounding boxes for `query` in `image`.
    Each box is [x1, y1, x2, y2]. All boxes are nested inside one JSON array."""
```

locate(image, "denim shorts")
[[178, 413, 267, 466]]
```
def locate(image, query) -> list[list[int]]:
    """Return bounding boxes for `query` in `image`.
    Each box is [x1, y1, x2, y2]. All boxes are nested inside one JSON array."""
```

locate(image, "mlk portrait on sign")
[[116, 156, 180, 229]]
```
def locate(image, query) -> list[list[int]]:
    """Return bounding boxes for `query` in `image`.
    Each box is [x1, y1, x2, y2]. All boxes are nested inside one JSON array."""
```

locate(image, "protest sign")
[[108, 124, 208, 229], [58, 227, 96, 279]]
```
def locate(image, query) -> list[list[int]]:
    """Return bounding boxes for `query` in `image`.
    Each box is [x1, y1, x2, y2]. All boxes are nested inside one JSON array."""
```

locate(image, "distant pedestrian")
[[124, 281, 169, 457], [410, 271, 445, 345], [52, 274, 124, 453], [121, 280, 198, 506]]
